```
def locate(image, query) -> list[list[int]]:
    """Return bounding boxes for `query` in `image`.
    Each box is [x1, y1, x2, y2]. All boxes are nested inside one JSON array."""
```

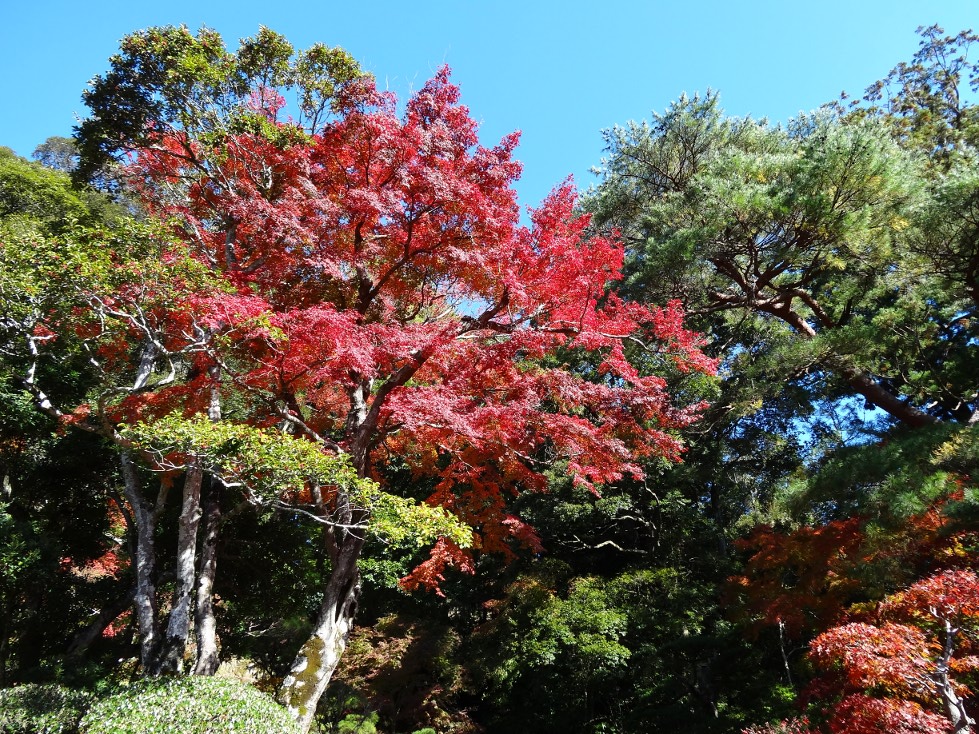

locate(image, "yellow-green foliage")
[[125, 414, 471, 549], [1, 219, 222, 345], [80, 677, 301, 734]]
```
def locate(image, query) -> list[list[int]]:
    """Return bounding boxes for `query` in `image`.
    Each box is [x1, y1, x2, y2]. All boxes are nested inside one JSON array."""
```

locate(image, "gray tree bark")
[[193, 367, 224, 675], [278, 528, 364, 733], [119, 451, 161, 672], [151, 464, 204, 674], [936, 619, 975, 734], [193, 477, 222, 676]]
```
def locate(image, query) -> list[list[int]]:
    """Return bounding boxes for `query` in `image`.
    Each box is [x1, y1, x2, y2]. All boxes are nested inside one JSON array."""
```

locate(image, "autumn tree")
[[741, 570, 979, 733], [3, 26, 429, 702], [807, 569, 979, 733], [66, 25, 716, 731]]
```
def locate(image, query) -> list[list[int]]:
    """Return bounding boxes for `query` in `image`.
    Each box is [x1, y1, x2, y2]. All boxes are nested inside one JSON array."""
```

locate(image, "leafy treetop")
[[74, 26, 715, 591]]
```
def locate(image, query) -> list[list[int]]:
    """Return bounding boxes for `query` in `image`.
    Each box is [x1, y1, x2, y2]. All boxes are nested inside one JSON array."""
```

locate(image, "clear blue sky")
[[2, 1, 976, 208]]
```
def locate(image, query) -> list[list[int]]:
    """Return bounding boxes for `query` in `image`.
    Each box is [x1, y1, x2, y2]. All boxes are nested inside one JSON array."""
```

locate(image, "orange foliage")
[[729, 519, 864, 637]]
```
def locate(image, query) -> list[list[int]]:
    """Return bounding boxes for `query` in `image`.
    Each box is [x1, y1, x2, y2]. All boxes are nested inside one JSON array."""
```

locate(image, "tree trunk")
[[836, 364, 938, 429], [939, 680, 974, 734], [193, 362, 223, 676], [937, 619, 975, 733], [151, 464, 204, 674], [279, 381, 388, 731], [0, 599, 10, 687], [67, 584, 137, 657], [278, 532, 364, 733], [193, 477, 222, 676], [760, 302, 939, 428], [120, 451, 161, 672]]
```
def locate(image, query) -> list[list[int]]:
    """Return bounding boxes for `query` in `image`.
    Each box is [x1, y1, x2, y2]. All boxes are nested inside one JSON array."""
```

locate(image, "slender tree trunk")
[[280, 381, 390, 732], [0, 599, 10, 687], [193, 367, 223, 676], [151, 464, 204, 674], [193, 477, 222, 675], [937, 619, 975, 733], [120, 451, 161, 672], [279, 531, 365, 733], [777, 619, 795, 690]]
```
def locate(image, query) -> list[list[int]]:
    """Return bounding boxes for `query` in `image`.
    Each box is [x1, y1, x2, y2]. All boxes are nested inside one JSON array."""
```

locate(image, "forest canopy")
[[1, 22, 979, 734]]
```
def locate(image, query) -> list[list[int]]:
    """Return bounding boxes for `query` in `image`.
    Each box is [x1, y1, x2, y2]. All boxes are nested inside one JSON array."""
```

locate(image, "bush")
[[335, 712, 378, 733], [0, 683, 91, 734], [79, 677, 302, 734]]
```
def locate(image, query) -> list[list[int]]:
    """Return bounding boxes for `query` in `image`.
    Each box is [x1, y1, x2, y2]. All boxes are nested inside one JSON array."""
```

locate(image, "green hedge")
[[0, 684, 91, 734], [79, 677, 302, 734]]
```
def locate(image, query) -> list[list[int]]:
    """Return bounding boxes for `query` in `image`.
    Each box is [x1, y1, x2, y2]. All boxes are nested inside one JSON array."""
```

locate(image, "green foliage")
[[32, 137, 80, 174], [79, 677, 301, 734], [126, 413, 367, 497], [771, 423, 979, 533], [474, 560, 629, 686], [334, 712, 378, 734], [468, 561, 629, 732], [0, 684, 91, 734], [1, 216, 213, 339], [584, 86, 979, 436], [858, 25, 979, 163], [125, 414, 472, 548], [777, 423, 961, 522], [75, 25, 365, 181], [0, 148, 91, 229], [0, 501, 45, 590], [463, 556, 780, 733]]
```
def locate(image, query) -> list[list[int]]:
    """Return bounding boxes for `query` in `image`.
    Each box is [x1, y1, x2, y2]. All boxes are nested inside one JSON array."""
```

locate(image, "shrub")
[[335, 712, 379, 733], [0, 683, 91, 734], [79, 677, 302, 734]]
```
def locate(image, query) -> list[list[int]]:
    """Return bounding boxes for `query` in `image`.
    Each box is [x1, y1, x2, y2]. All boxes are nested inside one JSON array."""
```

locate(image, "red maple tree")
[[729, 518, 866, 639], [84, 51, 715, 727], [806, 569, 979, 733], [730, 490, 979, 643]]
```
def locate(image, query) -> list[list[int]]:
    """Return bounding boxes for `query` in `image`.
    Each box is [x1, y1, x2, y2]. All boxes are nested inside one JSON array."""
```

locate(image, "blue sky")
[[2, 1, 976, 208]]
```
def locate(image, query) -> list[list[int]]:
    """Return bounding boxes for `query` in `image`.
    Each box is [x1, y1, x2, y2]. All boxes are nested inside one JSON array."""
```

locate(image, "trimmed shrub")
[[335, 712, 378, 733], [0, 683, 91, 734], [79, 677, 302, 734]]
